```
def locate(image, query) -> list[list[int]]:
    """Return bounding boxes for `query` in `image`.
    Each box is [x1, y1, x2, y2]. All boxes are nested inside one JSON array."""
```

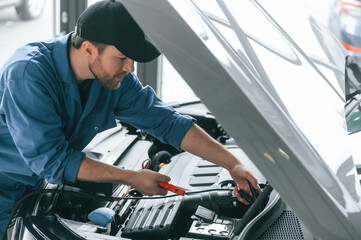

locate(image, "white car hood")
[[122, 0, 361, 239]]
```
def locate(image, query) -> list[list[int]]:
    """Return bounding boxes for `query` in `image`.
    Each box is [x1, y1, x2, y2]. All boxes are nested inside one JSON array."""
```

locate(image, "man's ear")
[[81, 41, 97, 60]]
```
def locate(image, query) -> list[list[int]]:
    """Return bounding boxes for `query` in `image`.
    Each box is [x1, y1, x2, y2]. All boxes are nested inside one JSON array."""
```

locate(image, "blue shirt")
[[0, 33, 195, 189]]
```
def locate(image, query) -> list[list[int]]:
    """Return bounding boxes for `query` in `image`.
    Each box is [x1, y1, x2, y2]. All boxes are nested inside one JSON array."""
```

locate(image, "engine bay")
[[9, 101, 313, 240]]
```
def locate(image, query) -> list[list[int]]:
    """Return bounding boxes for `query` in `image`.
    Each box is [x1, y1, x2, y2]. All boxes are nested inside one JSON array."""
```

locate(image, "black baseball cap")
[[75, 0, 160, 62]]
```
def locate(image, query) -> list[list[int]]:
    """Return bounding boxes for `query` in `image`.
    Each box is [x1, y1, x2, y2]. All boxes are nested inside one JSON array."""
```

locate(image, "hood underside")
[[122, 0, 361, 239]]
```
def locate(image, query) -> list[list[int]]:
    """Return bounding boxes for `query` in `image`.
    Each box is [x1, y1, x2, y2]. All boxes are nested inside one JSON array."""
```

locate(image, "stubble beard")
[[89, 57, 124, 90]]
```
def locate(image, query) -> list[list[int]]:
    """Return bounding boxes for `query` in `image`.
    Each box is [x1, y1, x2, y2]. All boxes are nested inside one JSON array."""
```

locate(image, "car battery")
[[186, 206, 236, 240]]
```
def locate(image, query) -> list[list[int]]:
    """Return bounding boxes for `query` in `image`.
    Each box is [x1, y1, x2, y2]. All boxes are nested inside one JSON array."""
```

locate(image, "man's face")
[[88, 45, 135, 90]]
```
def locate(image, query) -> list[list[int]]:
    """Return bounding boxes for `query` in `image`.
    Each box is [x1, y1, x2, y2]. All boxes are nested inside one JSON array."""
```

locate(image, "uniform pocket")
[[88, 111, 117, 134], [68, 111, 117, 150]]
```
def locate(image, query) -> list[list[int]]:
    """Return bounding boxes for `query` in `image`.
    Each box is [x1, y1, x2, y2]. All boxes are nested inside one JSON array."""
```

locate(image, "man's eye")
[[119, 57, 127, 61]]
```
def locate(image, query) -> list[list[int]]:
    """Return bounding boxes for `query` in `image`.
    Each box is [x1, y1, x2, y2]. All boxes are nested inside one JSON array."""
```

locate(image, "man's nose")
[[121, 58, 135, 73]]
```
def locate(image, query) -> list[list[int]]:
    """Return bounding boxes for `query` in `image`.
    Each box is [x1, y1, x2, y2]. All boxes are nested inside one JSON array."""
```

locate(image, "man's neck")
[[69, 44, 94, 84]]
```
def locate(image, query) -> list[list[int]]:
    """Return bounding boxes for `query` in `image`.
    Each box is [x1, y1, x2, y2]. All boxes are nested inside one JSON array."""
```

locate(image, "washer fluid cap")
[[88, 207, 115, 227]]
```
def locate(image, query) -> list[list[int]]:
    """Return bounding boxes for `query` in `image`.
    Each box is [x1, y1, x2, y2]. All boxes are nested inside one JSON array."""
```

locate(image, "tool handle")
[[158, 181, 185, 196]]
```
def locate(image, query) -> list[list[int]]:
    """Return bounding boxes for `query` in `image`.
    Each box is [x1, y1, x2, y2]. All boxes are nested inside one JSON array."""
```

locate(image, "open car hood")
[[122, 0, 361, 239]]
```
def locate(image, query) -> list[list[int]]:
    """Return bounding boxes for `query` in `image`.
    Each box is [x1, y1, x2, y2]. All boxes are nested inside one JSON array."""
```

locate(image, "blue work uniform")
[[0, 33, 195, 237]]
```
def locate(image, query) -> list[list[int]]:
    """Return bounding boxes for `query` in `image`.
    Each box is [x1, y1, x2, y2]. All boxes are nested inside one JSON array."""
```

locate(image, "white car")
[[6, 0, 361, 239]]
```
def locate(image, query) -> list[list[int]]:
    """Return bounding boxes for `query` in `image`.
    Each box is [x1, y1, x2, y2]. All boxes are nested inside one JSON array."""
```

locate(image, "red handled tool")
[[158, 181, 186, 196]]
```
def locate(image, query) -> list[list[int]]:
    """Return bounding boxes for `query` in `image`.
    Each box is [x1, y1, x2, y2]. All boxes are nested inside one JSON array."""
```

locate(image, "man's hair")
[[70, 33, 107, 54]]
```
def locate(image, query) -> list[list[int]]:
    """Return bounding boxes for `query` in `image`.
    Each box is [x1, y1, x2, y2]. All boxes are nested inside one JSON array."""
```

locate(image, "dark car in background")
[[0, 0, 45, 20], [329, 0, 361, 63]]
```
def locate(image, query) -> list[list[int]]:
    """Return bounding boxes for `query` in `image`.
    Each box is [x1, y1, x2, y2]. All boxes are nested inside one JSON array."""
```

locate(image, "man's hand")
[[180, 124, 261, 205], [229, 164, 261, 205], [77, 157, 171, 196], [130, 169, 171, 196]]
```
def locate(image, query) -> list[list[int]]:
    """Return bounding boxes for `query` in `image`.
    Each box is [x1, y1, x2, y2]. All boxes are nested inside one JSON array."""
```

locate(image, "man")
[[0, 0, 260, 237]]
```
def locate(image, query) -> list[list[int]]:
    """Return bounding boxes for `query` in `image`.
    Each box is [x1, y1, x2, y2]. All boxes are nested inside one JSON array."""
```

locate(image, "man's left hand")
[[229, 164, 261, 205]]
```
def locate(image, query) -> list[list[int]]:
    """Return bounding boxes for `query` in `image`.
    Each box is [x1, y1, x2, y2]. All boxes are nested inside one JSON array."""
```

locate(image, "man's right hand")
[[77, 157, 171, 196], [130, 169, 171, 196]]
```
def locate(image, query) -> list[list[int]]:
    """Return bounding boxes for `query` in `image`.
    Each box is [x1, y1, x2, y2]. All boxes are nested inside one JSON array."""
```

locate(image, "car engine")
[[7, 101, 314, 240]]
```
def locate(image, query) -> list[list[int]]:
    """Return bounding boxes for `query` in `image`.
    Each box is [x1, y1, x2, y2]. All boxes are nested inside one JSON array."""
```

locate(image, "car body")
[[6, 0, 361, 239], [0, 0, 45, 20], [328, 0, 361, 64]]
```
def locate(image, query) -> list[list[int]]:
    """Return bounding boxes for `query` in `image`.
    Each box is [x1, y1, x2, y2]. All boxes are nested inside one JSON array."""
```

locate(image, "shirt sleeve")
[[115, 73, 196, 151], [0, 62, 84, 185]]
